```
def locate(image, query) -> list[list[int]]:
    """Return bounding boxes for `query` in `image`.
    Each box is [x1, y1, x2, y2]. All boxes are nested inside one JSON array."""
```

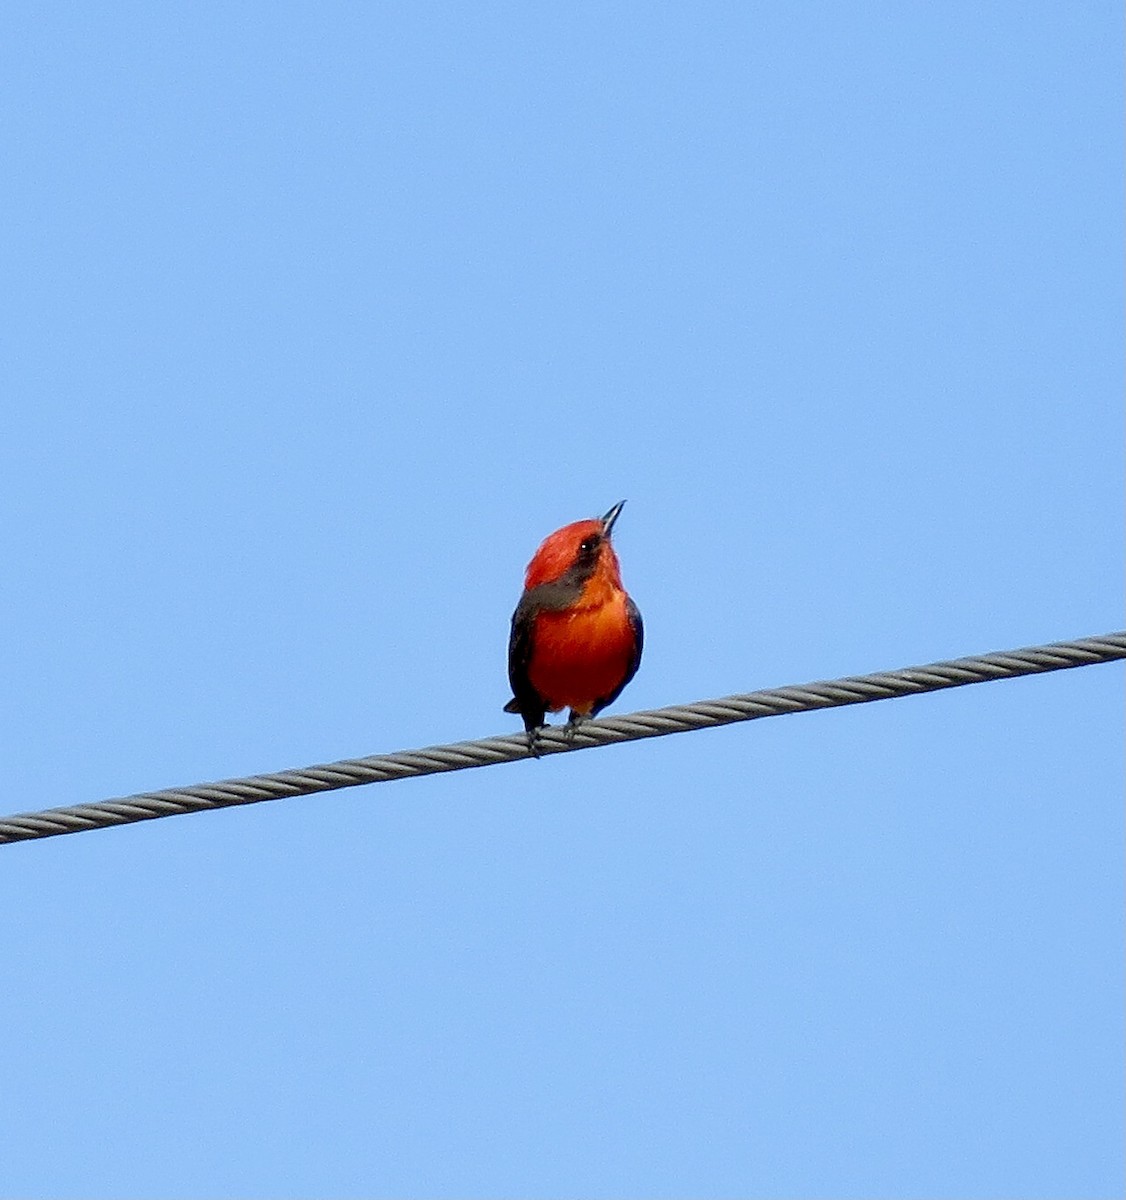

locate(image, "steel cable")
[[1, 632, 1122, 846]]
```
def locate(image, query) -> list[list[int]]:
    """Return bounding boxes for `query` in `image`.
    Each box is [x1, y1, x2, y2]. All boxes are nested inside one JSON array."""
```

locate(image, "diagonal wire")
[[1, 632, 1122, 846]]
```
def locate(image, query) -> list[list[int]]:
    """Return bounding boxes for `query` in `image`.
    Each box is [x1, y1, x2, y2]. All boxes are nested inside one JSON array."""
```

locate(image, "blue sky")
[[1, 1, 1122, 1196]]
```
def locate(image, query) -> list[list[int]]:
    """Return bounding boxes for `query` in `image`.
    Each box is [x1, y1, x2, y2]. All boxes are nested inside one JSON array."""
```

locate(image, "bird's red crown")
[[523, 518, 623, 591]]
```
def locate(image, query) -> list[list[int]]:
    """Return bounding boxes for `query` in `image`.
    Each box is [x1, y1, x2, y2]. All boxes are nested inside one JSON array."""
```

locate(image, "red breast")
[[527, 579, 637, 715]]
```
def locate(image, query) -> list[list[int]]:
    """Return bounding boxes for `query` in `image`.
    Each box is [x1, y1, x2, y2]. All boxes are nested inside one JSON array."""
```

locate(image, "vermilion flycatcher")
[[505, 500, 643, 736]]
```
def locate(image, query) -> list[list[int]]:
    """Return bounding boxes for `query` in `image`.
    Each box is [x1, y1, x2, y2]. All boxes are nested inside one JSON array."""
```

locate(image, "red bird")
[[505, 500, 643, 737]]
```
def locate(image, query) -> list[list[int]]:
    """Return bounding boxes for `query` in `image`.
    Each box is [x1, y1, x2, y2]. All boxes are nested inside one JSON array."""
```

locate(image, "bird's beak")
[[601, 500, 626, 536]]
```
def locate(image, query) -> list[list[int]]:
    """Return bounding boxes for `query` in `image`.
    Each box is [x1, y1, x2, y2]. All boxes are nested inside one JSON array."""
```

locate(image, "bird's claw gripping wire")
[[564, 711, 587, 745], [524, 713, 585, 757], [526, 727, 546, 758]]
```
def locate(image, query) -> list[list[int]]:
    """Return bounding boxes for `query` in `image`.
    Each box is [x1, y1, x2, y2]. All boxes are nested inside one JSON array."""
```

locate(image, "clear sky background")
[[1, 2, 1122, 1197]]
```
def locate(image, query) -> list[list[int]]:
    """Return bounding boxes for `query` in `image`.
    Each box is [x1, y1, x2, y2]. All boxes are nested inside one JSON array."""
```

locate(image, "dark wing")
[[504, 592, 546, 732], [589, 596, 644, 717]]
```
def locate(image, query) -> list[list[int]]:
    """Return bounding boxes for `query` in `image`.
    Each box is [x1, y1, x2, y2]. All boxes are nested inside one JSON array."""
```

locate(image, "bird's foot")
[[563, 711, 588, 745], [526, 726, 546, 758]]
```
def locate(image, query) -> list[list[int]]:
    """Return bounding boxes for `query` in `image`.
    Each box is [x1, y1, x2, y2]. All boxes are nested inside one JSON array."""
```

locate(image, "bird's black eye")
[[579, 535, 600, 555]]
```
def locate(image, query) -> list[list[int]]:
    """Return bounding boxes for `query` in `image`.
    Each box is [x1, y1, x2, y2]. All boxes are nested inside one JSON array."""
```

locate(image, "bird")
[[504, 500, 643, 745]]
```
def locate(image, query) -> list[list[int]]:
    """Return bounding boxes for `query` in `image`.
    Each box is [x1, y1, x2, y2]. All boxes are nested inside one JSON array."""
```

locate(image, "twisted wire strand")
[[2, 632, 1122, 846]]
